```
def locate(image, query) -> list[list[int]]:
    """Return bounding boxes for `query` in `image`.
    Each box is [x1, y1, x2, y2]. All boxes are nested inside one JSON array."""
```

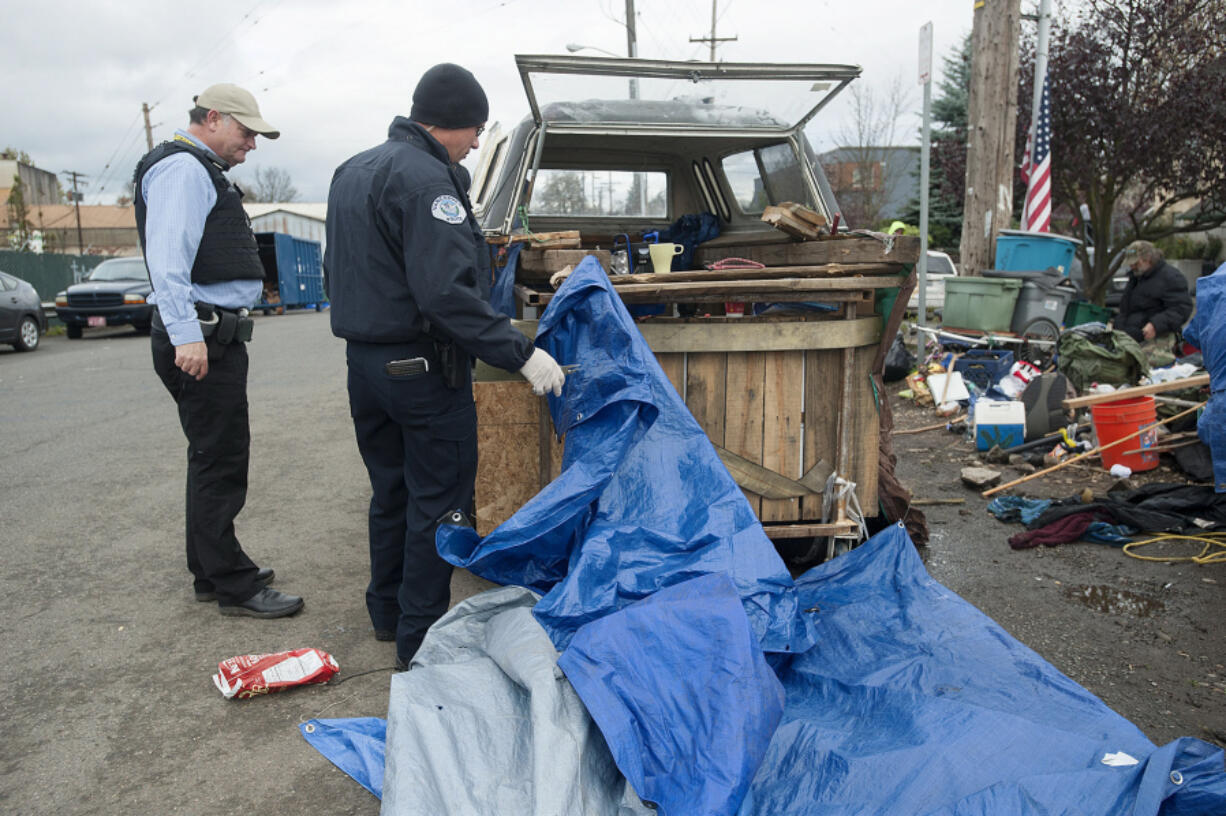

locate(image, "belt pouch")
[[215, 311, 238, 345]]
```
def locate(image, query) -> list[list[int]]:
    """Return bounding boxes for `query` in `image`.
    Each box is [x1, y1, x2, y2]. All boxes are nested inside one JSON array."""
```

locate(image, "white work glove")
[[518, 348, 566, 397]]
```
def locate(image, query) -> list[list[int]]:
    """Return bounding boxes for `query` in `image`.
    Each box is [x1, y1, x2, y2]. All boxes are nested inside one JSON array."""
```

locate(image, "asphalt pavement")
[[0, 312, 490, 815]]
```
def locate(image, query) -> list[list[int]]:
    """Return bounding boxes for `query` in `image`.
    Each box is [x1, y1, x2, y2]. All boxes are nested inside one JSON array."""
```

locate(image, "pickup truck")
[[471, 55, 859, 243], [466, 56, 920, 555]]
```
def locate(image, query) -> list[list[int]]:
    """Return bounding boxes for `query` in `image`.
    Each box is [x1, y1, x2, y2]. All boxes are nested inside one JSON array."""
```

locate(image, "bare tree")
[[825, 76, 914, 229], [242, 166, 300, 203]]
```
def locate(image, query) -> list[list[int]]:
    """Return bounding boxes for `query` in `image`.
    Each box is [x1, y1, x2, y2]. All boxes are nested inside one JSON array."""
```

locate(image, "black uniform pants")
[[345, 339, 477, 662], [152, 325, 261, 604]]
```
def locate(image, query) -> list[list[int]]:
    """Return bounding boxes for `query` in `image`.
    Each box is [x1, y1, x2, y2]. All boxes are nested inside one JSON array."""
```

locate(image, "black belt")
[[153, 305, 254, 345]]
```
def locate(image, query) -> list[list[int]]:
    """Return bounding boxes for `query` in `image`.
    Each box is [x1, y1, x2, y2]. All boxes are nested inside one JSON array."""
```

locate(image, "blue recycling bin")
[[994, 229, 1080, 275], [255, 232, 327, 312]]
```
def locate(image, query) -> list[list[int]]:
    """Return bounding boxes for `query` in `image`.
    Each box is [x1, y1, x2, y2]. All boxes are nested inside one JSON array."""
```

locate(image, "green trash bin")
[[942, 277, 1023, 332], [1064, 300, 1114, 327]]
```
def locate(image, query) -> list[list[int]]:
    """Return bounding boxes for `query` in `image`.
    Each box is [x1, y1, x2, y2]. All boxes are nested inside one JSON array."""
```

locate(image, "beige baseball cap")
[[194, 83, 280, 139]]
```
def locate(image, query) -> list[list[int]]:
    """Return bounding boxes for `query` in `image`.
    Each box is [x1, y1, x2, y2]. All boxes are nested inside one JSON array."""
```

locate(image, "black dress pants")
[[152, 327, 260, 604], [345, 339, 477, 663]]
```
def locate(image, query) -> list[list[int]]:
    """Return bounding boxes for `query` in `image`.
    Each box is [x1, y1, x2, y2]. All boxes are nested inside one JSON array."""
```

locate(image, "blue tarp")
[[438, 256, 814, 657], [740, 525, 1226, 814], [308, 258, 1226, 814], [299, 717, 385, 798], [559, 572, 785, 814], [1183, 262, 1226, 491], [489, 242, 522, 318]]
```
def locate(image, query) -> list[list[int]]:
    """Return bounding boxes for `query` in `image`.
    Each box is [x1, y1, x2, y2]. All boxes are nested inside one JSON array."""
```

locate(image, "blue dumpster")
[[995, 229, 1080, 275], [255, 232, 327, 312]]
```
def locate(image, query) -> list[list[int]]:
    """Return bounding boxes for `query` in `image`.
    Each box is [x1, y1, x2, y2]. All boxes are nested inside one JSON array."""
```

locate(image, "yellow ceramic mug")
[[648, 242, 684, 275]]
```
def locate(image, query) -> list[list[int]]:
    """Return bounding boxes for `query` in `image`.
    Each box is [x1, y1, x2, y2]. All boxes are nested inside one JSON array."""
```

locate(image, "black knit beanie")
[[410, 63, 489, 128]]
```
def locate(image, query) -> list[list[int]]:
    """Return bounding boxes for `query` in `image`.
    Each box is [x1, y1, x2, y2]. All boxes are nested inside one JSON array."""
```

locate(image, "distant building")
[[0, 159, 61, 207], [818, 146, 920, 229], [244, 203, 327, 254], [5, 203, 139, 255]]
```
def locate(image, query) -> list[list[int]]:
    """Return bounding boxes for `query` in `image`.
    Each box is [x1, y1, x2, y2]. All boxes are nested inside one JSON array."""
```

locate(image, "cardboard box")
[[974, 400, 1026, 451]]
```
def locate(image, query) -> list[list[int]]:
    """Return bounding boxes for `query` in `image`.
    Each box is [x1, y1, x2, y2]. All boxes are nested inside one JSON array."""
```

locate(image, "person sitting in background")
[[1114, 240, 1193, 366]]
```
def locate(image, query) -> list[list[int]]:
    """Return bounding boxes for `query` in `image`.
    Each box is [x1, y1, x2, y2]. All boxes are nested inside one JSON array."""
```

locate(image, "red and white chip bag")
[[213, 648, 339, 700]]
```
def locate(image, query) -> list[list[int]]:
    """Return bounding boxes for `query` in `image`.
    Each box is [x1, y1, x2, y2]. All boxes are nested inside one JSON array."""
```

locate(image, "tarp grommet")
[[1170, 770, 1184, 785], [304, 723, 315, 734]]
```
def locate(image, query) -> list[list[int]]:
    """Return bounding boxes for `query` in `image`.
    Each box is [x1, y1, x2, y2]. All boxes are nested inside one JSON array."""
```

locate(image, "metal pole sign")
[[917, 22, 933, 330]]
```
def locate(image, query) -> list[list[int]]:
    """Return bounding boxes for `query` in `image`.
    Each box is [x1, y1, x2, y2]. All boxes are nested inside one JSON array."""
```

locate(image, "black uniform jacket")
[[325, 117, 532, 372], [1117, 260, 1194, 342]]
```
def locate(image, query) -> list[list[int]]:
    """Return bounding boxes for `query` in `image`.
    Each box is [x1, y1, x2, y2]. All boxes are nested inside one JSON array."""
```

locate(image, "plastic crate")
[[1063, 299, 1113, 327], [942, 277, 1023, 331], [995, 231, 1079, 274], [953, 348, 1015, 391]]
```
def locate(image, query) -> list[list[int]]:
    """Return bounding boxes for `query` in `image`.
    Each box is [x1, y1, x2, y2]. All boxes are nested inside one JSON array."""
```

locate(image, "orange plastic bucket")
[[1091, 396, 1159, 472]]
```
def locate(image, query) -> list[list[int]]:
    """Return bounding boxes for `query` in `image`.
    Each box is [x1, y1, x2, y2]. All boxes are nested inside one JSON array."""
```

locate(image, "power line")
[[88, 111, 143, 195], [152, 0, 284, 108], [245, 0, 523, 95]]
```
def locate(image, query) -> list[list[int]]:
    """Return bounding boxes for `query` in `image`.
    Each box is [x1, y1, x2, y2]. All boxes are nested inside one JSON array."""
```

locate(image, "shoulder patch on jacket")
[[430, 194, 466, 224]]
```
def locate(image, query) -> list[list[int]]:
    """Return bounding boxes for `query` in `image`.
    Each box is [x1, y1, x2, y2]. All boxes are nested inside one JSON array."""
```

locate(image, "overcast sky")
[[2, 0, 975, 205]]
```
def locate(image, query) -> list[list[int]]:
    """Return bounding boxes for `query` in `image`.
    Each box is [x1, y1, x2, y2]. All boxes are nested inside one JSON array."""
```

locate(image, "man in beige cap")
[[1115, 240, 1193, 366], [133, 84, 304, 619]]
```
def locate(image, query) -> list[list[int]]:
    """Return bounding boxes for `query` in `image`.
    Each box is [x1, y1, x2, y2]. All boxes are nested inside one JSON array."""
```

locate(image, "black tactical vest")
[[133, 139, 264, 284]]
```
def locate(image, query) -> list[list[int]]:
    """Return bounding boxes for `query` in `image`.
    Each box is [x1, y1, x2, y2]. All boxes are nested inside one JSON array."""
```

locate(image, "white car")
[[907, 251, 957, 311]]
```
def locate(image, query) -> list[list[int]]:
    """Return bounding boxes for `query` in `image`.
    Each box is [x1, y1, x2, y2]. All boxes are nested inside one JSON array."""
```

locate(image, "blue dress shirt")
[[142, 130, 263, 345]]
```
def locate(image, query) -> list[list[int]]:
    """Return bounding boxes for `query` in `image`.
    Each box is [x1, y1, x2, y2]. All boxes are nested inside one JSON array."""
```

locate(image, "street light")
[[564, 43, 638, 100], [566, 43, 620, 58]]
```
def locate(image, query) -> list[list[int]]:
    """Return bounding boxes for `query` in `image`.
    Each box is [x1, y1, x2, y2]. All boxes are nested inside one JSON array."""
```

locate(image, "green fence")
[[0, 251, 108, 302]]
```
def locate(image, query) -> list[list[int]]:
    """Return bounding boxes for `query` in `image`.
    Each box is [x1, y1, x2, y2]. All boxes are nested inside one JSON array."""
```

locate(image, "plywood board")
[[473, 381, 562, 536], [723, 351, 766, 515], [760, 350, 806, 522]]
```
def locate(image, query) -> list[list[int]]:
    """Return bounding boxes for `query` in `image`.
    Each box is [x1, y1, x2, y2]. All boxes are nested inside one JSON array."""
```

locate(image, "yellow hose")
[[1122, 533, 1226, 565]]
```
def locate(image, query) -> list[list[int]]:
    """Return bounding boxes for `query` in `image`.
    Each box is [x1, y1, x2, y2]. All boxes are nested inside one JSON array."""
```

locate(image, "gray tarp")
[[380, 586, 652, 816]]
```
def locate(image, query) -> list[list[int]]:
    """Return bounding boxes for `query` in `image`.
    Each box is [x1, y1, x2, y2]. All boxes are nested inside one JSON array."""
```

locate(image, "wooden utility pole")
[[690, 0, 737, 61], [142, 102, 154, 150], [959, 0, 1021, 276], [62, 170, 87, 255]]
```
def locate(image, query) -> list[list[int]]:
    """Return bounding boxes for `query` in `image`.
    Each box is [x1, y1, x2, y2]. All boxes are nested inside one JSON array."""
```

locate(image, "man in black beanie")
[[325, 63, 566, 671]]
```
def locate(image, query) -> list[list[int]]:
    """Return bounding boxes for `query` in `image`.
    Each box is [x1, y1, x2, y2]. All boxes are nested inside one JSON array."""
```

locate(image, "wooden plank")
[[760, 350, 806, 522], [488, 230, 581, 246], [609, 263, 905, 284], [1062, 374, 1211, 410], [723, 352, 766, 515], [780, 202, 829, 228], [802, 348, 843, 519], [655, 352, 685, 400], [685, 352, 727, 446], [608, 276, 904, 298], [522, 282, 889, 307], [763, 521, 858, 539], [519, 249, 612, 272], [637, 317, 880, 353], [762, 206, 821, 240], [852, 343, 879, 514], [715, 446, 811, 500], [694, 234, 922, 267]]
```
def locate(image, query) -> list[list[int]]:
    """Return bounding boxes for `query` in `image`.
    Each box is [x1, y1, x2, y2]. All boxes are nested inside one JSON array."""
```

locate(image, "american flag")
[[1021, 75, 1052, 232]]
